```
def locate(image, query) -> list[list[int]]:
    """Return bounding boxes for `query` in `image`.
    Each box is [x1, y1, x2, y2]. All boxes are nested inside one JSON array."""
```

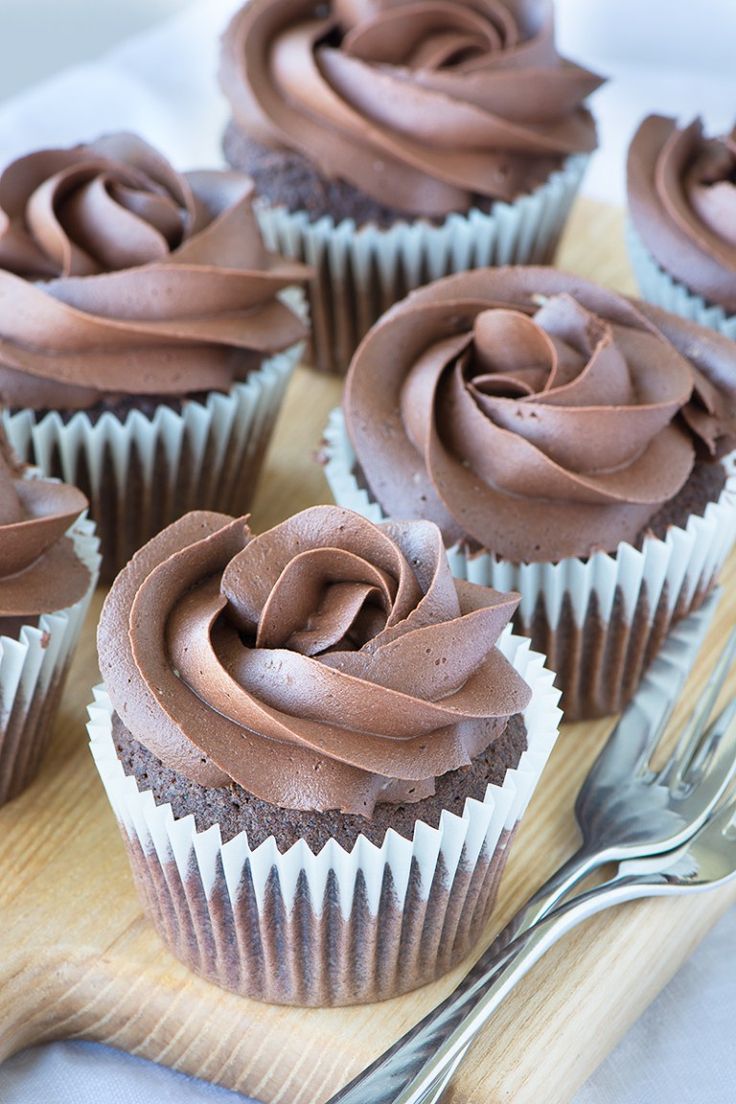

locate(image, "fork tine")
[[666, 699, 736, 836], [657, 627, 736, 785], [694, 789, 736, 843], [625, 599, 721, 776], [683, 698, 736, 782]]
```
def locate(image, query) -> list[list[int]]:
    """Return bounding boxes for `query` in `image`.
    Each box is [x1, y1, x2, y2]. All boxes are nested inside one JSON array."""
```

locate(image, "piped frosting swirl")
[[98, 505, 530, 815], [219, 0, 603, 217], [344, 267, 736, 563], [0, 133, 308, 410], [628, 115, 736, 314], [0, 438, 90, 618]]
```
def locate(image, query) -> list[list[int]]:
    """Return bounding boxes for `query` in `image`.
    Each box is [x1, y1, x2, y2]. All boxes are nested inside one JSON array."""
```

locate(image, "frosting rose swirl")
[[0, 133, 308, 410], [0, 438, 90, 617], [628, 115, 736, 313], [98, 505, 530, 815], [345, 267, 736, 563], [219, 0, 603, 217]]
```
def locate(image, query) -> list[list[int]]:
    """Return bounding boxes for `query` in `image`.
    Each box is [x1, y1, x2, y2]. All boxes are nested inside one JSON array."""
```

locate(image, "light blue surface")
[[0, 1041, 252, 1103]]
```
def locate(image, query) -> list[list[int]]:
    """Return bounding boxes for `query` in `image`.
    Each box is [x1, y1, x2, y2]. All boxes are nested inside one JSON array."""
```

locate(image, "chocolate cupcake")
[[219, 0, 603, 374], [0, 133, 309, 582], [0, 435, 99, 805], [628, 115, 736, 339], [324, 267, 736, 720], [90, 505, 560, 1006]]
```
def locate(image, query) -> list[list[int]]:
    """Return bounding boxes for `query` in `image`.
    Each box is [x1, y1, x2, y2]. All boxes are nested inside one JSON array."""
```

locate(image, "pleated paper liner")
[[3, 343, 302, 585], [88, 629, 560, 1007], [256, 153, 589, 376], [628, 225, 736, 340], [322, 408, 736, 720], [0, 515, 100, 807]]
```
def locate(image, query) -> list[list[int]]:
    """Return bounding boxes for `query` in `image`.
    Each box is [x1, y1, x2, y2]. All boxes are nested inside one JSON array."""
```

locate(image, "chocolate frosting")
[[628, 115, 736, 313], [0, 437, 90, 617], [219, 0, 603, 218], [0, 134, 308, 411], [345, 267, 736, 563], [98, 505, 530, 815]]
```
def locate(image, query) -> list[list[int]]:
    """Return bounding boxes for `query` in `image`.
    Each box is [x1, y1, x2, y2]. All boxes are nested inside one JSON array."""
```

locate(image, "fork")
[[493, 600, 736, 944], [395, 793, 736, 1104], [329, 593, 736, 1104]]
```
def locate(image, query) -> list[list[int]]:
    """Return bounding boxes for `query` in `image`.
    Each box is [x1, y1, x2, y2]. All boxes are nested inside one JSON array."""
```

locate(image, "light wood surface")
[[1, 198, 735, 1104]]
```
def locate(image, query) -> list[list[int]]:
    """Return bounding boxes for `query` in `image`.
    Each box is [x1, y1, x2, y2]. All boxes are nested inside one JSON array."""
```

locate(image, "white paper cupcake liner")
[[0, 513, 100, 806], [256, 154, 589, 375], [2, 340, 303, 584], [323, 408, 736, 719], [628, 225, 736, 340], [88, 628, 560, 1007]]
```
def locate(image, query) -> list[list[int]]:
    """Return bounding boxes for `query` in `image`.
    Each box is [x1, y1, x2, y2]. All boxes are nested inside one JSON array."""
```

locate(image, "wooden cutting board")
[[1, 198, 735, 1104]]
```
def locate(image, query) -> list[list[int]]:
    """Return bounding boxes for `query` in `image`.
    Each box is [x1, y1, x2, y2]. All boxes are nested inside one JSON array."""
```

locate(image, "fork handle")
[[482, 845, 600, 955], [414, 845, 601, 1025], [328, 846, 600, 1104], [412, 847, 602, 1104], [393, 875, 657, 1104], [412, 1051, 466, 1104]]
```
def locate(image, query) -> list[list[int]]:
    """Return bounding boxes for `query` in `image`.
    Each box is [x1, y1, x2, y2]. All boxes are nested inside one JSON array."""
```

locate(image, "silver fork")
[[328, 593, 736, 1104], [396, 793, 736, 1104], [496, 598, 736, 944]]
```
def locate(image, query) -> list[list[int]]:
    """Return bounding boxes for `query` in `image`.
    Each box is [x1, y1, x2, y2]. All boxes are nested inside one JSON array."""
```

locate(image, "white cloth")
[[555, 0, 736, 205], [0, 0, 734, 200], [574, 905, 736, 1104], [0, 1, 734, 1101], [0, 1042, 249, 1103]]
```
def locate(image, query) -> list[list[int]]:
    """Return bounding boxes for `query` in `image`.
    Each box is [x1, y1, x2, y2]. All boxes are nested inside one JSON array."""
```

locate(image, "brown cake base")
[[25, 347, 262, 427], [504, 460, 728, 720], [223, 123, 560, 228], [345, 453, 730, 721], [62, 403, 270, 586], [0, 522, 97, 808], [6, 360, 292, 584], [639, 459, 727, 543], [107, 712, 529, 1004], [113, 712, 527, 851], [522, 582, 677, 721], [123, 822, 516, 1005], [0, 663, 69, 808], [226, 124, 582, 375], [224, 123, 414, 228]]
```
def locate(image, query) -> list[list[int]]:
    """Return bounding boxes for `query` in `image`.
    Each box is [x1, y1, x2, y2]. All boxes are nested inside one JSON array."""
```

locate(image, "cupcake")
[[627, 115, 736, 339], [0, 434, 99, 806], [0, 133, 309, 582], [324, 267, 736, 720], [90, 505, 560, 1006], [219, 0, 603, 375]]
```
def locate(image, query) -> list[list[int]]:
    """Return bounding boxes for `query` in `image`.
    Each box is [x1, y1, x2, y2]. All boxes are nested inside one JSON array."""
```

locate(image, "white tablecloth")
[[0, 1, 734, 1100]]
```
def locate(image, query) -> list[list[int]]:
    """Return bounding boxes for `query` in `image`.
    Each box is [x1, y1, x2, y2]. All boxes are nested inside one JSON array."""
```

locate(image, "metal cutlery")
[[328, 594, 736, 1104], [396, 793, 736, 1104]]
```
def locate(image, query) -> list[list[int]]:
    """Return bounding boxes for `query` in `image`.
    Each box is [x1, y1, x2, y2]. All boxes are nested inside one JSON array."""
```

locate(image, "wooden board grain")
[[1, 197, 735, 1104]]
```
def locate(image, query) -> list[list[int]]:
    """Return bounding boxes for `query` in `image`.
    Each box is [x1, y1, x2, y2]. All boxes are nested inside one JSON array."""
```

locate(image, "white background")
[[0, 1, 734, 1101]]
